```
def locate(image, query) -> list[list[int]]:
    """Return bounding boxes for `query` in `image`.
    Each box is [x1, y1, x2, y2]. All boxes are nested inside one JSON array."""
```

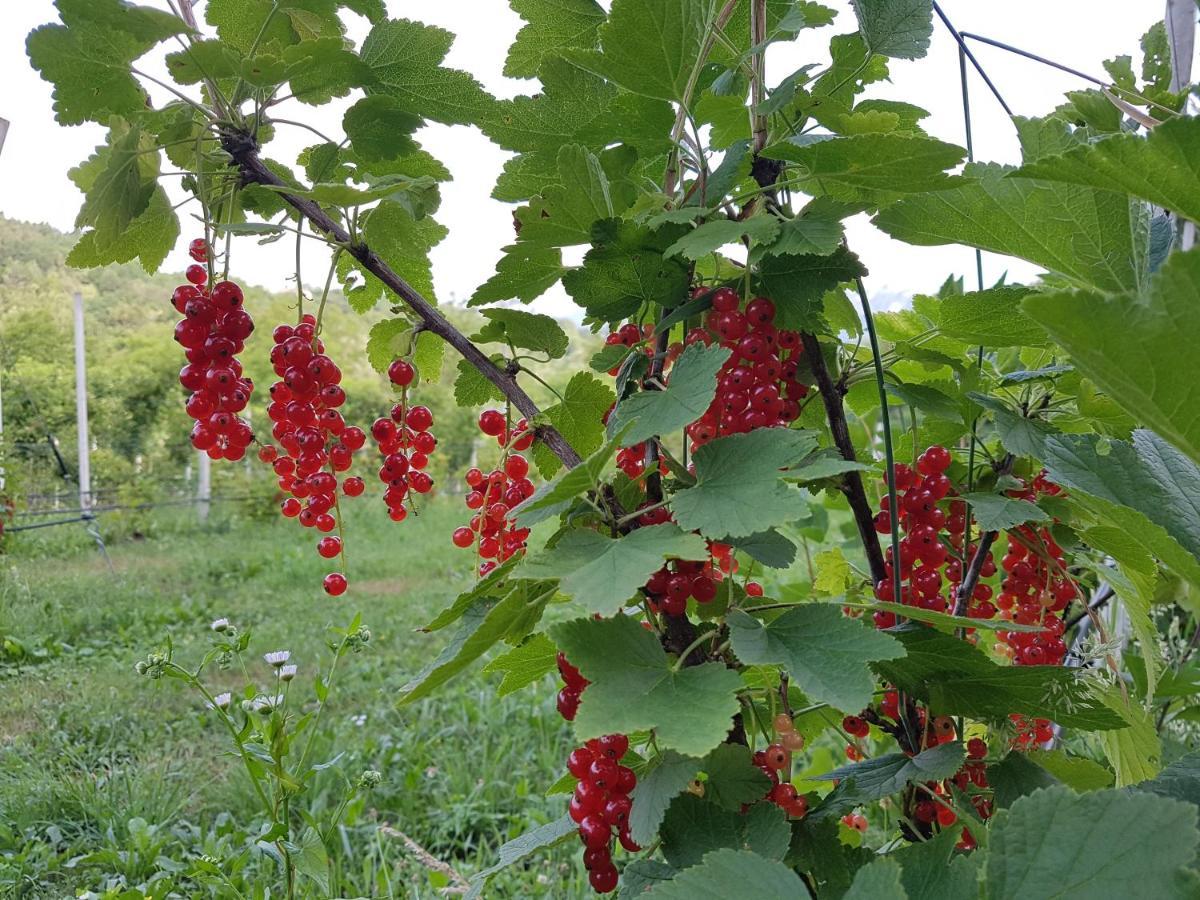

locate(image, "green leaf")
[[360, 17, 492, 126], [758, 245, 868, 331], [990, 751, 1061, 809], [525, 524, 708, 616], [482, 633, 558, 696], [875, 162, 1147, 294], [568, 0, 710, 102], [365, 318, 412, 373], [933, 286, 1048, 347], [205, 0, 297, 54], [464, 815, 576, 900], [505, 0, 605, 78], [726, 605, 904, 711], [470, 244, 565, 306], [551, 616, 742, 758], [1100, 692, 1162, 787], [621, 859, 678, 897], [703, 744, 772, 811], [629, 751, 702, 845], [894, 828, 980, 900], [482, 57, 616, 156], [851, 0, 934, 59], [563, 219, 691, 324], [399, 587, 551, 705], [788, 817, 875, 897], [762, 134, 963, 202], [1040, 431, 1200, 568], [659, 797, 790, 869], [671, 429, 819, 538], [517, 145, 619, 247], [873, 628, 1125, 730], [642, 848, 807, 899], [967, 393, 1058, 459], [762, 198, 848, 257], [608, 344, 731, 446], [341, 202, 447, 312], [454, 357, 506, 407], [813, 548, 852, 594], [987, 786, 1199, 900], [27, 3, 183, 125], [283, 37, 372, 104], [664, 217, 781, 260], [884, 382, 964, 424], [960, 492, 1050, 532], [1135, 750, 1200, 807], [472, 308, 569, 359], [811, 743, 966, 818], [1026, 749, 1113, 792], [1023, 249, 1200, 467], [343, 96, 421, 161], [722, 530, 797, 569], [294, 828, 330, 893], [72, 125, 156, 251], [845, 858, 907, 899], [66, 185, 178, 274], [1015, 117, 1200, 226], [164, 39, 240, 84], [786, 455, 874, 482], [531, 371, 615, 478]]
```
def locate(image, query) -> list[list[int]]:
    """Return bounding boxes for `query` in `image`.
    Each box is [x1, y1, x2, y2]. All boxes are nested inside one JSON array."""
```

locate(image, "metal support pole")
[[197, 451, 211, 523], [73, 292, 91, 513]]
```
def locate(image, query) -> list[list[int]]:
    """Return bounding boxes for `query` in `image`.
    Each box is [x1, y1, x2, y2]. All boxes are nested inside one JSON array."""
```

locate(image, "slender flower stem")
[[853, 276, 902, 608]]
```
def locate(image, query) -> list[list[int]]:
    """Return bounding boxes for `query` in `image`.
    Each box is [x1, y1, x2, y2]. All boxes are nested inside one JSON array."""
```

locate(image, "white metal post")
[[73, 291, 91, 511], [197, 450, 211, 522]]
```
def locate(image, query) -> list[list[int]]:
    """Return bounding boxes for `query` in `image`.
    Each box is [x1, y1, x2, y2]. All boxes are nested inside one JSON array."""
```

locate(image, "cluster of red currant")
[[1009, 714, 1054, 749], [682, 288, 808, 446], [450, 409, 535, 575], [175, 239, 256, 460], [994, 474, 1072, 665], [752, 714, 809, 818], [366, 359, 436, 523], [557, 653, 638, 894], [917, 736, 992, 850], [841, 812, 868, 833], [260, 313, 365, 597], [870, 446, 998, 627]]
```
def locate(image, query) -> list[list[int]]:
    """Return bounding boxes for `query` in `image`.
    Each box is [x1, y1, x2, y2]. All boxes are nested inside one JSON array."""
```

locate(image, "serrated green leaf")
[[482, 633, 558, 696], [73, 124, 156, 251], [629, 751, 702, 845], [453, 357, 506, 407], [727, 605, 903, 711], [567, 0, 710, 103], [365, 318, 411, 373], [990, 751, 1062, 809], [471, 308, 569, 359], [514, 431, 624, 527], [1023, 249, 1200, 467], [644, 848, 806, 899], [505, 0, 605, 78], [283, 37, 372, 104], [608, 343, 731, 446], [960, 492, 1050, 532], [884, 381, 964, 423], [811, 743, 965, 818], [702, 744, 772, 810], [845, 858, 907, 899], [343, 95, 421, 161], [531, 371, 615, 478], [361, 17, 492, 126], [525, 524, 707, 616], [620, 859, 677, 897], [1135, 750, 1200, 806], [1015, 116, 1200, 226], [762, 134, 963, 202], [1100, 691, 1162, 787], [875, 161, 1148, 294], [659, 797, 790, 869], [483, 56, 616, 155], [987, 786, 1198, 900], [851, 0, 933, 59], [164, 39, 240, 84], [1026, 749, 1113, 792], [664, 216, 781, 260], [721, 530, 797, 569], [517, 144, 618, 247], [563, 219, 692, 324], [873, 628, 1125, 729], [340, 202, 446, 312], [470, 244, 565, 306], [933, 286, 1048, 347], [672, 429, 818, 538], [412, 330, 444, 385], [894, 827, 980, 899], [758, 245, 867, 331], [967, 393, 1057, 459], [762, 199, 847, 256], [813, 548, 851, 594], [66, 185, 178, 274], [551, 616, 742, 758]]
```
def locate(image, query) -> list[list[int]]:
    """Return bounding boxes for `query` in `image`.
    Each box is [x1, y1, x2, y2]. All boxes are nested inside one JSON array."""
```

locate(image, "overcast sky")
[[0, 1, 1174, 317]]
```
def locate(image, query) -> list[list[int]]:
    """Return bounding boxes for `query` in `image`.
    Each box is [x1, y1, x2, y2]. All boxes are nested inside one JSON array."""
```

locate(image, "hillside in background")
[[0, 216, 600, 503]]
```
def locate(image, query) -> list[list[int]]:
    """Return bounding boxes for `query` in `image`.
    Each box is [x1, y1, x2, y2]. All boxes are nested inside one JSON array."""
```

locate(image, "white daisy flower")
[[210, 618, 230, 632], [278, 664, 297, 682], [263, 650, 291, 667], [207, 692, 232, 711]]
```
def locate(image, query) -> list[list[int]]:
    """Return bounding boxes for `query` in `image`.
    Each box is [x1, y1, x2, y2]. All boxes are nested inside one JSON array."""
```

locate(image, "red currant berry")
[[478, 409, 506, 436], [323, 573, 348, 596], [317, 536, 342, 559], [388, 359, 416, 387]]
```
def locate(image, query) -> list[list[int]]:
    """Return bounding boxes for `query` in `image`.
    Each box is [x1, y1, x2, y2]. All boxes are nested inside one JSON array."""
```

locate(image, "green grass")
[[0, 497, 584, 898]]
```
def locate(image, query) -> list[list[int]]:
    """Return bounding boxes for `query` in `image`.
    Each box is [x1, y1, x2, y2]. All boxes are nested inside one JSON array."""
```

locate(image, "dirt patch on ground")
[[352, 577, 417, 597]]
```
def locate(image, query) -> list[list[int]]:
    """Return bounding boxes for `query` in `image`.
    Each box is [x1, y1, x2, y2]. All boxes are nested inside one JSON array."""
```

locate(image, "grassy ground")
[[0, 495, 583, 898]]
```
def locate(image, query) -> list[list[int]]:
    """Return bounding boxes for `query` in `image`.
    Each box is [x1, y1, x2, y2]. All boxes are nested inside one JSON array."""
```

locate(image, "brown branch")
[[800, 332, 887, 585], [951, 530, 998, 617], [218, 129, 583, 470]]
